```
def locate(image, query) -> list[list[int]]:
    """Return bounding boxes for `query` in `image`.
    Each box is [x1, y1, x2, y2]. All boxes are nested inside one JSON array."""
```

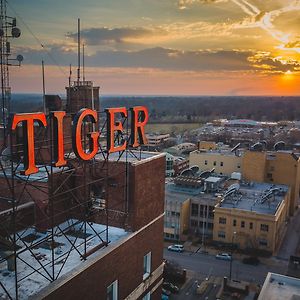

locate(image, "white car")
[[167, 244, 184, 252], [215, 253, 232, 261]]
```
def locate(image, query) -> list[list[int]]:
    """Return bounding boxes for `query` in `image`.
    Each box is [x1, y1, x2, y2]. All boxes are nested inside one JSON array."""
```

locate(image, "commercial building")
[[213, 181, 289, 254], [165, 152, 189, 177], [164, 169, 224, 241], [0, 150, 165, 300], [0, 78, 166, 299], [243, 150, 300, 216], [164, 184, 190, 241], [166, 143, 197, 156], [258, 272, 300, 300], [189, 148, 243, 176], [143, 133, 171, 151]]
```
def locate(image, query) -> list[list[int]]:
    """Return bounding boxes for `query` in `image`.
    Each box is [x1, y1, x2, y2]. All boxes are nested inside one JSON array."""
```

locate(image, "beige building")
[[243, 150, 300, 216], [213, 181, 290, 254], [189, 149, 243, 176], [164, 183, 190, 241]]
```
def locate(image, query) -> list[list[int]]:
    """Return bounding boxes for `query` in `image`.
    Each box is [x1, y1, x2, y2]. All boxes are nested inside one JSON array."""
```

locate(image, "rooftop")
[[218, 182, 288, 215], [258, 272, 300, 300], [0, 164, 67, 182], [0, 219, 128, 299], [191, 148, 244, 157], [94, 150, 165, 164]]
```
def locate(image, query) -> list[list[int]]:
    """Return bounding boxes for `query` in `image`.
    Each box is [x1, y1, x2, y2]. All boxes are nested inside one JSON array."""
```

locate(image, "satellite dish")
[[16, 55, 23, 62], [251, 142, 263, 152], [190, 165, 199, 174], [1, 148, 11, 162], [180, 169, 194, 176], [200, 170, 211, 178], [227, 183, 240, 193], [274, 141, 285, 151], [11, 27, 21, 38]]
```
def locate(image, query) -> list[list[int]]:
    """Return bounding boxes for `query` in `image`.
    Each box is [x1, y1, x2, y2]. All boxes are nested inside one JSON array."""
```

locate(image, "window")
[[191, 204, 199, 217], [259, 239, 268, 246], [219, 217, 226, 224], [143, 292, 151, 300], [191, 219, 198, 227], [208, 206, 214, 218], [241, 221, 245, 228], [204, 160, 208, 165], [233, 219, 237, 227], [213, 161, 216, 166], [199, 205, 205, 217], [250, 222, 253, 230], [220, 162, 224, 167], [143, 252, 151, 280], [107, 280, 118, 300], [260, 224, 269, 232], [218, 231, 226, 238]]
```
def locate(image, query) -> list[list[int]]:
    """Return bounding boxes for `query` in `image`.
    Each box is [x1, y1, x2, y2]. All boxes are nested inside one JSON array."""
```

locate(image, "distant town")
[[4, 92, 300, 299]]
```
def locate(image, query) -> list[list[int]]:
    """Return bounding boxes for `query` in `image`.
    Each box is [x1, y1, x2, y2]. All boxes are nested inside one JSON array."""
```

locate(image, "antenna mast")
[[77, 18, 80, 85], [83, 43, 85, 82], [0, 0, 23, 147], [42, 60, 46, 113]]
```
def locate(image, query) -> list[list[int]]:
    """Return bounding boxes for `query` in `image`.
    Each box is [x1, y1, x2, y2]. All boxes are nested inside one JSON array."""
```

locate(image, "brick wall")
[[38, 216, 164, 300]]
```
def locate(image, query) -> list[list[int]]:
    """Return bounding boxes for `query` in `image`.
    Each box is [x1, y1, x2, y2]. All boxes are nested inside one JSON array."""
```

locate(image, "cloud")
[[66, 27, 166, 46], [178, 0, 228, 9], [18, 42, 300, 74], [19, 45, 256, 72], [178, 0, 300, 55], [232, 0, 300, 51], [247, 51, 300, 73]]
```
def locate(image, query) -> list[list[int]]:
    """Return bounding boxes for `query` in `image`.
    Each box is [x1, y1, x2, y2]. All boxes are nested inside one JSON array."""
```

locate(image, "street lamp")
[[229, 231, 236, 280]]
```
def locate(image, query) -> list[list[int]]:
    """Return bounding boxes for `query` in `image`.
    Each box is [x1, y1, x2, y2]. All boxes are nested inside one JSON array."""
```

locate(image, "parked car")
[[167, 244, 184, 252], [215, 253, 232, 261], [242, 256, 260, 265], [163, 282, 179, 294], [162, 288, 171, 296]]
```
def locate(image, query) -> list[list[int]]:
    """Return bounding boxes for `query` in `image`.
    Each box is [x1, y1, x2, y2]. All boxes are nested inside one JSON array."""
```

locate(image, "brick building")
[[0, 79, 165, 299]]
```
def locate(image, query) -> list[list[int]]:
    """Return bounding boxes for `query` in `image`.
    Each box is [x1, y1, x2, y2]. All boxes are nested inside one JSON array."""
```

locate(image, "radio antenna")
[[83, 43, 85, 82], [77, 18, 80, 84], [42, 60, 46, 113]]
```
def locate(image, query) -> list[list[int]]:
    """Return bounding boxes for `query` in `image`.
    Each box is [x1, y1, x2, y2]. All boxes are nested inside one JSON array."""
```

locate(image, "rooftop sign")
[[10, 106, 149, 175]]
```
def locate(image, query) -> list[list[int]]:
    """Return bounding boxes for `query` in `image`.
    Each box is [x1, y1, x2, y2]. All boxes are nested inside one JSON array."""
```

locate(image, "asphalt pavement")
[[164, 249, 287, 285]]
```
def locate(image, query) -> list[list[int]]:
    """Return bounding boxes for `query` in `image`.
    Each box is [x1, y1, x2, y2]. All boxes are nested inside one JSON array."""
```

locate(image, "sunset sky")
[[8, 0, 300, 95]]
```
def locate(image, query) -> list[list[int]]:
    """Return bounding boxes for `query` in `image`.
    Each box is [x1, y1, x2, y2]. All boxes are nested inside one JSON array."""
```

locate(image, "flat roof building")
[[258, 272, 300, 300], [189, 142, 244, 176], [0, 151, 165, 299], [242, 150, 300, 216], [213, 181, 290, 254]]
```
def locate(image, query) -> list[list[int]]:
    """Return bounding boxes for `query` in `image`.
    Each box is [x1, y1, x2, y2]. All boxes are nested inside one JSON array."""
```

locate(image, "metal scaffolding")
[[0, 2, 142, 298]]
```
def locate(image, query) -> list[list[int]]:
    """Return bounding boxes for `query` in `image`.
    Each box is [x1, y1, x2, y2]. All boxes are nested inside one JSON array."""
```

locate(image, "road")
[[164, 249, 287, 284]]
